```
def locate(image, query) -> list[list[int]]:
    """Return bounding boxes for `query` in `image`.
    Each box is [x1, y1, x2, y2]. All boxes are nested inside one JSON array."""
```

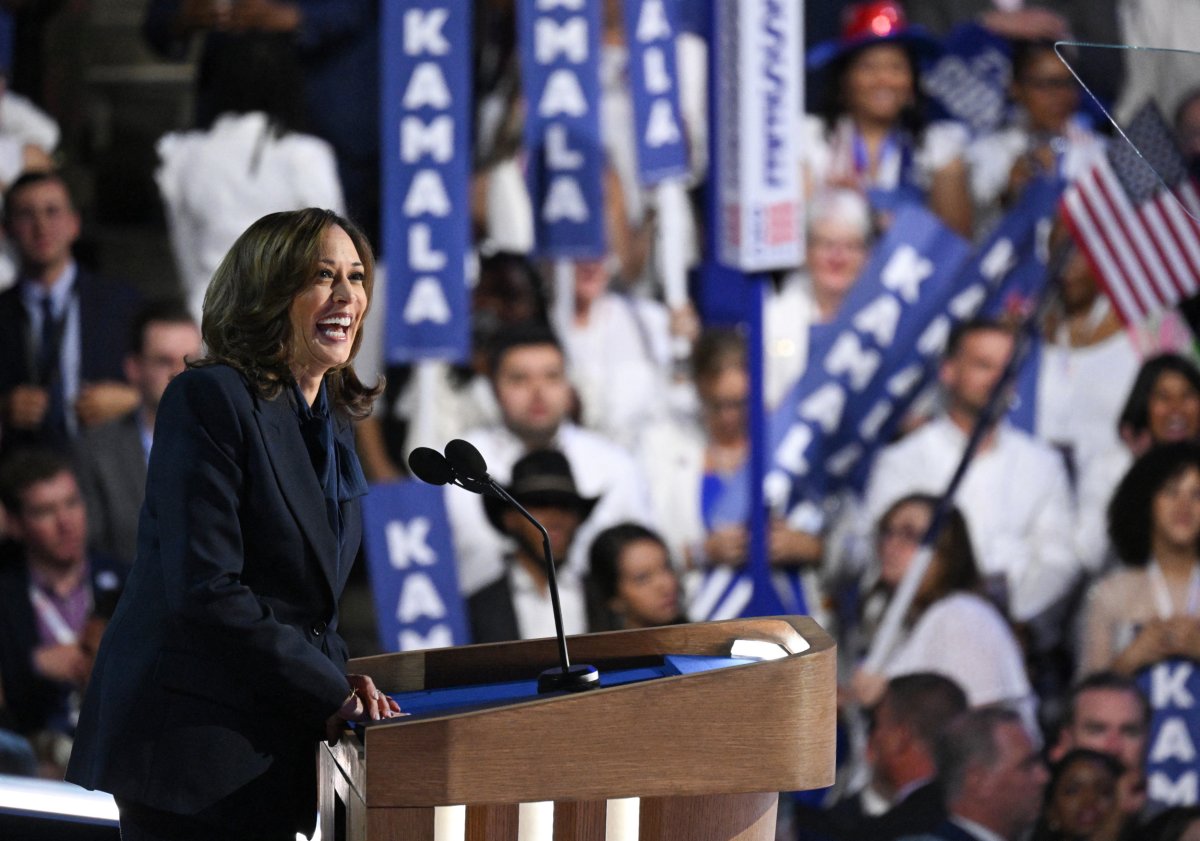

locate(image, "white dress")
[[155, 112, 345, 318], [636, 417, 706, 569], [884, 592, 1037, 731], [1036, 322, 1139, 467], [1035, 321, 1141, 571]]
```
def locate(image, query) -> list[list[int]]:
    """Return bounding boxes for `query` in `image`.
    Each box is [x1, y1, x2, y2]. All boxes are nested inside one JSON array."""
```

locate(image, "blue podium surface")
[[376, 655, 755, 721]]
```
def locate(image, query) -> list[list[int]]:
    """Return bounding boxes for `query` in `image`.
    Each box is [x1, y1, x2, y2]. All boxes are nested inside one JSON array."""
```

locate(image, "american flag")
[[1061, 103, 1200, 325]]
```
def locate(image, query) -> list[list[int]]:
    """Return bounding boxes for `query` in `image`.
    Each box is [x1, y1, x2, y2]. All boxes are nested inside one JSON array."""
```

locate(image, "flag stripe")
[[1158, 190, 1200, 286], [689, 566, 735, 622], [1062, 186, 1146, 324], [1140, 201, 1195, 300], [709, 577, 754, 620], [1091, 164, 1179, 305], [1180, 180, 1200, 217], [1071, 173, 1157, 319], [1079, 168, 1160, 309]]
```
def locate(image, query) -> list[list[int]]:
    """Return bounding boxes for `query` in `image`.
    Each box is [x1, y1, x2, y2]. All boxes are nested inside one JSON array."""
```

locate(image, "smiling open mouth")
[[318, 314, 352, 340]]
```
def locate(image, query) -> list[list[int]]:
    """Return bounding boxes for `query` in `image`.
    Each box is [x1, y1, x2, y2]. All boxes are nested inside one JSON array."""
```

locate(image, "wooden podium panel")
[[320, 616, 834, 841]]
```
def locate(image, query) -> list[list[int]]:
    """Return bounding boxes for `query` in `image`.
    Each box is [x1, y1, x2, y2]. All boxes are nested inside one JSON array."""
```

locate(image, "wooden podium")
[[319, 616, 835, 841]]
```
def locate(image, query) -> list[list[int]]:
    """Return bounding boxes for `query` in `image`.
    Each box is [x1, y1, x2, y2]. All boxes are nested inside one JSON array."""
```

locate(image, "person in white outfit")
[[0, 75, 56, 193], [1078, 443, 1200, 679], [968, 41, 1107, 235], [1036, 236, 1141, 571], [803, 1, 973, 237], [765, 188, 873, 409], [558, 258, 678, 451], [859, 318, 1078, 634], [638, 329, 825, 623], [154, 38, 344, 320], [852, 494, 1036, 731], [445, 323, 656, 596]]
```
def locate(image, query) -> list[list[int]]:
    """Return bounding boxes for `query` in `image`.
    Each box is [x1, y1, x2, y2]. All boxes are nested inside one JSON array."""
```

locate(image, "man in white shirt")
[[859, 319, 1079, 628], [445, 323, 656, 596]]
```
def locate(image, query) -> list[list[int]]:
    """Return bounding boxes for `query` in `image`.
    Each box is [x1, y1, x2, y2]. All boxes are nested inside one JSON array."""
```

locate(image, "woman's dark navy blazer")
[[66, 364, 361, 836]]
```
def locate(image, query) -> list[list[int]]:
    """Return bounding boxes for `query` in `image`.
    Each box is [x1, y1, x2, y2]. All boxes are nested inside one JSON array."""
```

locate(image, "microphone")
[[409, 444, 499, 498], [444, 438, 489, 482], [407, 447, 454, 486], [442, 439, 598, 694]]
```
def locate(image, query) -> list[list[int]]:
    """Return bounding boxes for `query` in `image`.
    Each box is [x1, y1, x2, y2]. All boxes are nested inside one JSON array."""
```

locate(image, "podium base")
[[537, 663, 600, 693]]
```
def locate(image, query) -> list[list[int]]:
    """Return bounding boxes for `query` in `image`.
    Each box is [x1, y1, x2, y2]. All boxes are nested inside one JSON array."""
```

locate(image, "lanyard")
[[851, 128, 900, 184], [1149, 560, 1200, 620], [845, 124, 916, 189], [28, 584, 87, 646]]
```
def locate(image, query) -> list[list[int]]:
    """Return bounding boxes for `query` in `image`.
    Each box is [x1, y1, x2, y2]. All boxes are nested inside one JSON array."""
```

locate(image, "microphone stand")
[[434, 440, 599, 693], [486, 480, 599, 693]]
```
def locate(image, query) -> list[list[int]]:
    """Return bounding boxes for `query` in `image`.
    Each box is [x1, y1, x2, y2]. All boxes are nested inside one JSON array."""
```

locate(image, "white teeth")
[[318, 315, 352, 327]]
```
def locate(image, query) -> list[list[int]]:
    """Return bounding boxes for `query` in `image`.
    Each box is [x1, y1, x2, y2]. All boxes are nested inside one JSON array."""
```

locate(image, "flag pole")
[[862, 235, 1072, 674]]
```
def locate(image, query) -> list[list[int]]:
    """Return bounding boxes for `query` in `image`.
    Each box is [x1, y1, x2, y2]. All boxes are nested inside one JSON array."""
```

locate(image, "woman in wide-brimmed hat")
[[802, 0, 973, 237]]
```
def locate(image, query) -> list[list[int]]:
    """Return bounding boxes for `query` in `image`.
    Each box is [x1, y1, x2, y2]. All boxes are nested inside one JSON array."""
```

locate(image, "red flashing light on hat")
[[808, 0, 943, 71], [843, 1, 905, 41]]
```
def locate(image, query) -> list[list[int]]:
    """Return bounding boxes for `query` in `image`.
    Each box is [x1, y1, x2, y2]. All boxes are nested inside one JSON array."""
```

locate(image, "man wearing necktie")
[[0, 171, 141, 455]]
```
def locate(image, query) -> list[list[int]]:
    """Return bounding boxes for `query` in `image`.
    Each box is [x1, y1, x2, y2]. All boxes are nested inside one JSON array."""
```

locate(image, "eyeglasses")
[[877, 525, 924, 545]]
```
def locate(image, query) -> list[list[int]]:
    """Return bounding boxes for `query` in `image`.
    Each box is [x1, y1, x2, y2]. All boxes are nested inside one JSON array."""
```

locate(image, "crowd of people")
[[0, 0, 1197, 839]]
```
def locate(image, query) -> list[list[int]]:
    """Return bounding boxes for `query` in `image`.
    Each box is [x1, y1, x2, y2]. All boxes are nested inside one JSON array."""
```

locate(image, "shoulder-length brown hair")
[[878, 493, 983, 615], [195, 207, 382, 418]]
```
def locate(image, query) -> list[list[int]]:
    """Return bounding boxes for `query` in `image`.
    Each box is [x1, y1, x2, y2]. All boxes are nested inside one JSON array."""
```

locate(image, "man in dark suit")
[[468, 449, 601, 643], [897, 707, 1049, 841], [0, 449, 123, 775], [798, 673, 967, 840], [0, 170, 141, 455], [73, 300, 200, 568]]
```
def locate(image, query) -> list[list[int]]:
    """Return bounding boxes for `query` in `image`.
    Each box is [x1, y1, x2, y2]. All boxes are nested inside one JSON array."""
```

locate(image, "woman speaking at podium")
[[66, 208, 402, 840]]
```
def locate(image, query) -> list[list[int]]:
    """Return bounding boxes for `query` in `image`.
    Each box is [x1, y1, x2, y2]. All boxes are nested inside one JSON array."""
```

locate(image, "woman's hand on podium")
[[325, 674, 405, 745]]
